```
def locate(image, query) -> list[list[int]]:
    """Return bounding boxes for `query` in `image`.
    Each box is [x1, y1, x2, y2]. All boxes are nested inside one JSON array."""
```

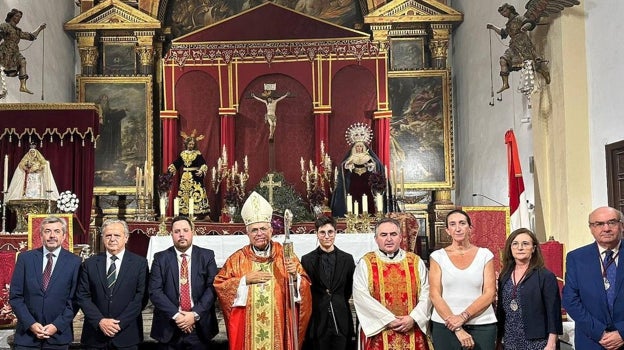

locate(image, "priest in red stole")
[[353, 217, 431, 350], [214, 191, 312, 350]]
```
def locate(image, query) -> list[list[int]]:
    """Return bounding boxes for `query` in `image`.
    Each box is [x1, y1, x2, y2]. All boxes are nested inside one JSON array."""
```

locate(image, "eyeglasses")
[[589, 219, 622, 228], [511, 241, 533, 248], [317, 231, 336, 237]]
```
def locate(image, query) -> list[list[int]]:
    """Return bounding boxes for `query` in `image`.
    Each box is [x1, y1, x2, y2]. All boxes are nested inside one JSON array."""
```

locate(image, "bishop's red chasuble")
[[214, 242, 312, 350]]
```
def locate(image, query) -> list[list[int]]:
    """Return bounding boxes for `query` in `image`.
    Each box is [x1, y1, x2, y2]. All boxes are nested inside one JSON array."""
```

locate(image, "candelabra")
[[345, 212, 373, 233], [300, 141, 334, 214], [46, 190, 53, 214], [211, 145, 249, 209]]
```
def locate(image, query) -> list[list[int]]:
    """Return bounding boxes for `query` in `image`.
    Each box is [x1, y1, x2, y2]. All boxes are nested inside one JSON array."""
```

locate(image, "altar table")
[[146, 233, 376, 268]]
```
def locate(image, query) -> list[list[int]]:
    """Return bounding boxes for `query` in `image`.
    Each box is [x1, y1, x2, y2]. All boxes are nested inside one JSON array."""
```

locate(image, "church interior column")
[[429, 24, 451, 69], [135, 31, 155, 75], [314, 107, 330, 164], [77, 32, 98, 76], [532, 2, 591, 247]]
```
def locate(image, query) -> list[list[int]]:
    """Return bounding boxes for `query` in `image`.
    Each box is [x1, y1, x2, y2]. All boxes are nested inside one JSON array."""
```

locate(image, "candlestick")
[[159, 196, 166, 217], [346, 194, 353, 213], [46, 161, 51, 192], [354, 201, 359, 216], [188, 199, 194, 217], [173, 198, 180, 216], [375, 194, 383, 213], [3, 155, 8, 192], [300, 157, 305, 174], [244, 156, 248, 172], [362, 194, 368, 213]]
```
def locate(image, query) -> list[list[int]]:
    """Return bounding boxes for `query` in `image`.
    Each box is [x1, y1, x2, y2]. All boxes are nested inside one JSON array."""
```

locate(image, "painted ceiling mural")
[[166, 0, 365, 38]]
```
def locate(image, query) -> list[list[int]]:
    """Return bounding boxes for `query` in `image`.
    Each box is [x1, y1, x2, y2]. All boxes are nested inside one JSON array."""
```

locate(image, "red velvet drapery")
[[0, 104, 99, 243]]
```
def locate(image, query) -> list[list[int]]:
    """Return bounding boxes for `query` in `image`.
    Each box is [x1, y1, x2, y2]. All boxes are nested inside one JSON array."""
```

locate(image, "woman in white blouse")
[[429, 209, 497, 350]]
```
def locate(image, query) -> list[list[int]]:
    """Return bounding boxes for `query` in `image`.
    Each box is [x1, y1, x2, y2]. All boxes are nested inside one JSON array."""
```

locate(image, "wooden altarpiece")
[[161, 3, 390, 218]]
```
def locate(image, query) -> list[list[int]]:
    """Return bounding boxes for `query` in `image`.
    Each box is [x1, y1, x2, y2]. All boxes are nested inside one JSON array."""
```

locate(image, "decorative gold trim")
[[76, 76, 153, 195], [0, 103, 99, 111], [388, 69, 454, 190], [64, 0, 161, 31]]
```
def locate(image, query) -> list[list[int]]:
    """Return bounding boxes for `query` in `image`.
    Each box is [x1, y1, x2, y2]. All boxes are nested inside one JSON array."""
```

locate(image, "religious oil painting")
[[166, 0, 362, 38], [102, 42, 137, 75], [388, 70, 453, 189], [77, 76, 153, 194], [390, 37, 425, 71]]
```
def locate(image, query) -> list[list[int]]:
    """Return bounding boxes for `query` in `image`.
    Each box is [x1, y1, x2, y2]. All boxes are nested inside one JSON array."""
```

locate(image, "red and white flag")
[[505, 129, 530, 230]]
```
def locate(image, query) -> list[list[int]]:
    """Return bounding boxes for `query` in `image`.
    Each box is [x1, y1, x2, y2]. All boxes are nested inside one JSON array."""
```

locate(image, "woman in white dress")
[[429, 209, 497, 350]]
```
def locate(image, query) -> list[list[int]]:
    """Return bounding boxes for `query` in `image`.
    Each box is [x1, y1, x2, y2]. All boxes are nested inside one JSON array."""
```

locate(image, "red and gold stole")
[[364, 252, 429, 350]]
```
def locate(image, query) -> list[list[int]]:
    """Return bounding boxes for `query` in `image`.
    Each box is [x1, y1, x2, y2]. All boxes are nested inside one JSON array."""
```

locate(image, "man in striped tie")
[[76, 219, 149, 350], [9, 215, 81, 350]]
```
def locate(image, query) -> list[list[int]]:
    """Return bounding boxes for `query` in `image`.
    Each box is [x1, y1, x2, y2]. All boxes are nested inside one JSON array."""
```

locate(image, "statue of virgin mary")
[[6, 144, 59, 201]]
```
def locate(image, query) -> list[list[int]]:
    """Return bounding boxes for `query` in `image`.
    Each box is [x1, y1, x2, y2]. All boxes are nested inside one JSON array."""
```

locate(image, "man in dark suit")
[[563, 206, 624, 350], [149, 216, 219, 349], [76, 219, 149, 350], [301, 216, 355, 350], [9, 216, 81, 350]]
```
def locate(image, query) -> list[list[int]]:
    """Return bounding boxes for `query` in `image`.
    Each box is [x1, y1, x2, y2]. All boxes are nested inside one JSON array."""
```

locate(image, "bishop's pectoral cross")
[[260, 173, 282, 206]]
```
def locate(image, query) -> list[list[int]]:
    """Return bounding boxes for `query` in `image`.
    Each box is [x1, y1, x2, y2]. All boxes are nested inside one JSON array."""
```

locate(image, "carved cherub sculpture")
[[486, 0, 580, 93]]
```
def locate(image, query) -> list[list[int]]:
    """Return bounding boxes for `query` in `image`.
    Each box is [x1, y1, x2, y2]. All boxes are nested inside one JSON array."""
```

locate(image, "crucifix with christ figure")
[[260, 173, 281, 206]]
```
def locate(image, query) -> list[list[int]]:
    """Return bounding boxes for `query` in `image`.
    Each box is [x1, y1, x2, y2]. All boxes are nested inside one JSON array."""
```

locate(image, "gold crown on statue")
[[180, 129, 205, 142], [345, 123, 373, 146], [241, 191, 273, 226]]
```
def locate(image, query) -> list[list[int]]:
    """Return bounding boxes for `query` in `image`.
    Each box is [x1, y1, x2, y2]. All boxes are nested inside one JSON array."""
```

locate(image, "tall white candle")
[[46, 161, 51, 191], [354, 201, 359, 216], [375, 194, 383, 213], [159, 197, 166, 217], [188, 199, 194, 217], [362, 194, 368, 213], [173, 198, 180, 216], [3, 155, 8, 192], [346, 194, 353, 213]]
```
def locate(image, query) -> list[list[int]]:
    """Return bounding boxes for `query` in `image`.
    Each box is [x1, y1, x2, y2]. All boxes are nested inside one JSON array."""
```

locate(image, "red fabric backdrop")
[[0, 105, 99, 243]]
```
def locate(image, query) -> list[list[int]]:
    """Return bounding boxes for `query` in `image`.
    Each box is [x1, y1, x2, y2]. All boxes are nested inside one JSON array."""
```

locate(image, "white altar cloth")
[[146, 233, 377, 268]]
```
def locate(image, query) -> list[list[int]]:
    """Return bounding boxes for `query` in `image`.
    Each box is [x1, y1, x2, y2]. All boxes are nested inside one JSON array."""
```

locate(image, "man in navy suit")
[[76, 219, 148, 350], [301, 215, 355, 350], [563, 206, 624, 350], [9, 216, 81, 350], [149, 216, 218, 349]]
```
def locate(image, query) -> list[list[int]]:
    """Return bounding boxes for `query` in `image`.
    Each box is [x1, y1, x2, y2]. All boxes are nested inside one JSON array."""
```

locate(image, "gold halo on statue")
[[344, 123, 373, 146]]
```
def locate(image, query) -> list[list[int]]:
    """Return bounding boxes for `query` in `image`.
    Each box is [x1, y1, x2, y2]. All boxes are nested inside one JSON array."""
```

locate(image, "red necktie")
[[42, 253, 54, 291], [179, 254, 192, 311]]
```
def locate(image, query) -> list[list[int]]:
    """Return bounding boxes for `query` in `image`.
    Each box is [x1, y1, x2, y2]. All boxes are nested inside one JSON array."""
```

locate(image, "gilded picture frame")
[[388, 70, 453, 189], [390, 37, 425, 71], [77, 76, 153, 195], [102, 42, 137, 75]]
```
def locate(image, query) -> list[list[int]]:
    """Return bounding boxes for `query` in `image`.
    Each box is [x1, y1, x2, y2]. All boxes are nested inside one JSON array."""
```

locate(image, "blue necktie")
[[604, 250, 616, 310]]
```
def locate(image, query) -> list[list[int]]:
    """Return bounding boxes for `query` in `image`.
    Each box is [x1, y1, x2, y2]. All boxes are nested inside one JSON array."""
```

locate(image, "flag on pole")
[[505, 129, 530, 230]]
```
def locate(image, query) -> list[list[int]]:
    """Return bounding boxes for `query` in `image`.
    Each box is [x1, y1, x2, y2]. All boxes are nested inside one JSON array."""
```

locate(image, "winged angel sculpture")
[[487, 0, 580, 93]]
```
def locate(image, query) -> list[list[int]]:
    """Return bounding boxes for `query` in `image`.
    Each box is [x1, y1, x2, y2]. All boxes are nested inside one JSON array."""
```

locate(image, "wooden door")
[[606, 140, 624, 213]]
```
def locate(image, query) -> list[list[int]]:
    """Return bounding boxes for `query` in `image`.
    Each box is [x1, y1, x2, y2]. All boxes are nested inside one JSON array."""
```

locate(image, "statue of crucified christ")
[[251, 91, 290, 141]]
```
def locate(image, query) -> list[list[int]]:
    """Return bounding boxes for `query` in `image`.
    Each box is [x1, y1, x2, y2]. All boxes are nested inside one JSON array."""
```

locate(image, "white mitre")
[[241, 191, 273, 226]]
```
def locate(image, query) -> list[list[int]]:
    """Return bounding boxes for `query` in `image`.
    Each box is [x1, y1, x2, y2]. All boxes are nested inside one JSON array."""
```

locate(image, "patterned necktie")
[[107, 255, 118, 290], [42, 253, 54, 291], [604, 250, 617, 310], [179, 253, 192, 311]]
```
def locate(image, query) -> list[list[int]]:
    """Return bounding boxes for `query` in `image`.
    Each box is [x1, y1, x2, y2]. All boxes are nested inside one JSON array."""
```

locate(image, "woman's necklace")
[[509, 265, 529, 311]]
